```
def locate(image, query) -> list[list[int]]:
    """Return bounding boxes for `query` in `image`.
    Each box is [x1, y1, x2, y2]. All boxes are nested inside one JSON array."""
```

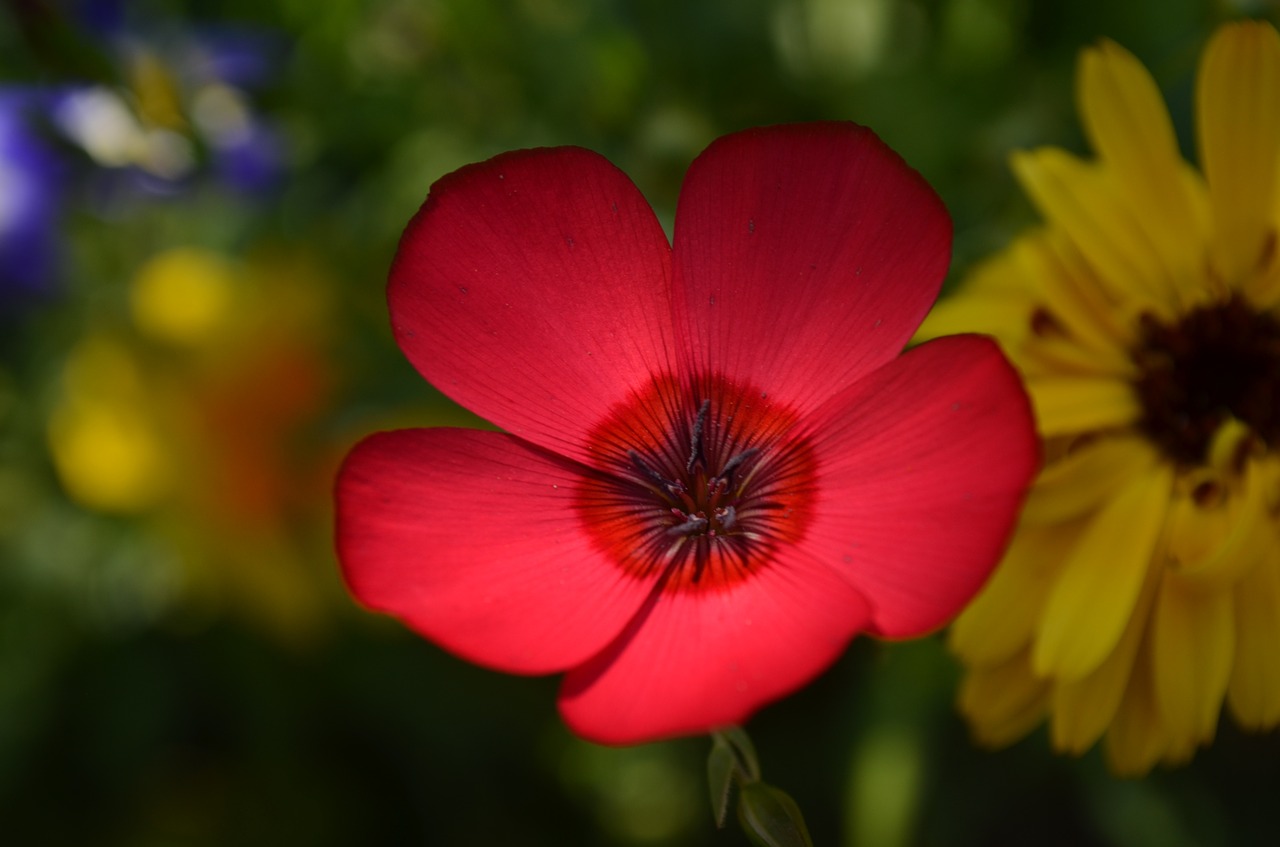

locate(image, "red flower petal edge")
[[336, 428, 660, 674], [336, 121, 1038, 744]]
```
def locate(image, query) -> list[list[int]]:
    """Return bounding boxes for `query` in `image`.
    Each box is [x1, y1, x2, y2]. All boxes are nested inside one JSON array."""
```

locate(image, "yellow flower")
[[923, 20, 1280, 775]]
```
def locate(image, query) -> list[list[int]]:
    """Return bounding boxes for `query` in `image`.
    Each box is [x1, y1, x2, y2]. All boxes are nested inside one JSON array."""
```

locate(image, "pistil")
[[628, 409, 763, 539], [578, 372, 816, 590]]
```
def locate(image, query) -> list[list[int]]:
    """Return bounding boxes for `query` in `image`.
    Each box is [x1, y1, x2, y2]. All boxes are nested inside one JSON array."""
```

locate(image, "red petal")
[[389, 148, 677, 465], [557, 553, 871, 744], [671, 122, 951, 413], [803, 334, 1039, 637], [335, 428, 658, 674]]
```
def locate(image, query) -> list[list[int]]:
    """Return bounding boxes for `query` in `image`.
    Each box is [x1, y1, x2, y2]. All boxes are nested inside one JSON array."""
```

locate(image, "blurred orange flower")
[[48, 246, 344, 642]]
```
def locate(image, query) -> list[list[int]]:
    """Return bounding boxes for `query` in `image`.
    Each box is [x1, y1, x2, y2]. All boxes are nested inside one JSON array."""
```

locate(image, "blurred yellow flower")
[[923, 20, 1280, 775], [130, 247, 237, 345], [47, 335, 173, 512], [47, 246, 343, 643], [129, 50, 188, 131]]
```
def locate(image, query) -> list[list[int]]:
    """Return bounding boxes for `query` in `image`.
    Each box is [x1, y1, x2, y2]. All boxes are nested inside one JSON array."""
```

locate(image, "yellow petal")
[[1021, 434, 1159, 525], [1205, 416, 1256, 476], [1051, 550, 1160, 755], [1020, 335, 1134, 380], [916, 242, 1037, 342], [1104, 648, 1167, 777], [1077, 40, 1207, 292], [1034, 461, 1172, 680], [1160, 734, 1200, 769], [1028, 375, 1140, 437], [1011, 148, 1179, 315], [1163, 488, 1231, 569], [1197, 20, 1280, 284], [1151, 573, 1234, 746], [1246, 251, 1280, 308], [1169, 459, 1273, 586], [958, 650, 1051, 748], [1227, 551, 1280, 729], [1013, 235, 1132, 357], [949, 520, 1080, 667], [915, 291, 1031, 345], [1039, 230, 1138, 345]]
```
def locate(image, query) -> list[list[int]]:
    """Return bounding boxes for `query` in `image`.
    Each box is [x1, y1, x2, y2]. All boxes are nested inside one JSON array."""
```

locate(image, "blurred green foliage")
[[2, 0, 1278, 844]]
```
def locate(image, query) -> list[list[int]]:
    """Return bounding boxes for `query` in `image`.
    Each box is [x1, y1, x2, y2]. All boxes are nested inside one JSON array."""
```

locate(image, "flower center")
[[1131, 294, 1280, 466], [577, 373, 817, 592]]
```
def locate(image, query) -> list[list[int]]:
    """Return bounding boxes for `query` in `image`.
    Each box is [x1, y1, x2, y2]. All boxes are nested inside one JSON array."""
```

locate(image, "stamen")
[[628, 449, 672, 489], [579, 371, 817, 592], [667, 514, 709, 536], [719, 447, 760, 482], [716, 505, 737, 531], [687, 398, 710, 473]]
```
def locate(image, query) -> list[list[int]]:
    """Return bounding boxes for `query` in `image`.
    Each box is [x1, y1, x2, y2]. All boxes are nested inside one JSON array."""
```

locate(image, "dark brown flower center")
[[577, 373, 816, 591], [1131, 294, 1280, 466]]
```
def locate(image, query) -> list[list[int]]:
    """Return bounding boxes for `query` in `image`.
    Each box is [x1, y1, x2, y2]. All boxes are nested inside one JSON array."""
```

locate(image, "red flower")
[[336, 123, 1038, 744]]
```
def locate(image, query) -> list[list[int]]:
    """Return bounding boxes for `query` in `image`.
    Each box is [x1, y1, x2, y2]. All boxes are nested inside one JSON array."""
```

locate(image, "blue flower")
[[0, 89, 66, 302]]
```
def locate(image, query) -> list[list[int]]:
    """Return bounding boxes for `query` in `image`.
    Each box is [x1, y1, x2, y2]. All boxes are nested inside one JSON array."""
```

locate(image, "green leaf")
[[707, 737, 738, 828], [736, 782, 815, 847]]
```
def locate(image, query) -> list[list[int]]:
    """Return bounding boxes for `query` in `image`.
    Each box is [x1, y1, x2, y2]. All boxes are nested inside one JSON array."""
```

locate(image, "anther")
[[687, 398, 710, 473], [719, 447, 760, 482], [717, 505, 737, 531], [667, 515, 709, 536]]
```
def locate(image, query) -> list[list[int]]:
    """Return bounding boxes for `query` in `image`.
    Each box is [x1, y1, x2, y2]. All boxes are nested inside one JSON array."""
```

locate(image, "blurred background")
[[1, 0, 1277, 844]]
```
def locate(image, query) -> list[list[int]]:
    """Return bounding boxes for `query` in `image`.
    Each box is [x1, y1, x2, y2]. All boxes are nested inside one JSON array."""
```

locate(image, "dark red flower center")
[[577, 373, 817, 592], [1131, 294, 1280, 466]]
